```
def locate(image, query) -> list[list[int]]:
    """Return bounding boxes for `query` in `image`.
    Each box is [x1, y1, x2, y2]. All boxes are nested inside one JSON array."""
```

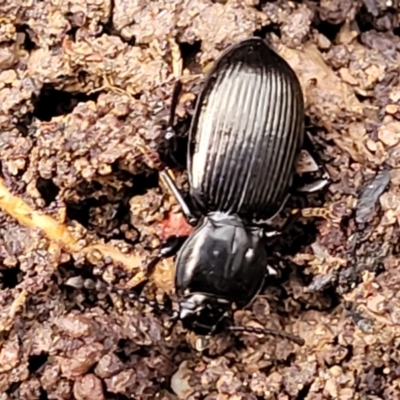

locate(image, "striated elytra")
[[157, 36, 328, 343], [188, 36, 304, 221]]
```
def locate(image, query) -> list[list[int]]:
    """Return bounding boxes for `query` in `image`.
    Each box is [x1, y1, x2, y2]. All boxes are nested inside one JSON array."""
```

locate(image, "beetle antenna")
[[126, 290, 168, 313], [103, 281, 181, 335], [228, 325, 305, 346], [99, 237, 183, 317], [108, 284, 167, 314], [98, 278, 168, 315]]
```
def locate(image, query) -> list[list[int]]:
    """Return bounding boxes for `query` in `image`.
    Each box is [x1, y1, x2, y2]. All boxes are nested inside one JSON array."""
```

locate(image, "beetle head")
[[169, 215, 305, 345], [178, 293, 232, 335]]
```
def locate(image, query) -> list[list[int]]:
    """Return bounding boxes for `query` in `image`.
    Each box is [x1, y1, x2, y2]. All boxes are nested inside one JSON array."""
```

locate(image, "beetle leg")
[[266, 265, 279, 276], [100, 239, 184, 317], [261, 208, 301, 240], [160, 169, 199, 225], [282, 208, 302, 231], [167, 79, 183, 134], [276, 208, 301, 234], [144, 235, 188, 281], [303, 132, 330, 175], [296, 132, 330, 193], [252, 193, 291, 228], [162, 79, 183, 164], [157, 235, 191, 263], [296, 179, 329, 193], [163, 38, 186, 158], [264, 230, 281, 238]]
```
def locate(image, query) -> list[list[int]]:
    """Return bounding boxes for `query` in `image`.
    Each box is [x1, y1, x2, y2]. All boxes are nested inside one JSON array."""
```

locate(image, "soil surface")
[[1, 0, 400, 399]]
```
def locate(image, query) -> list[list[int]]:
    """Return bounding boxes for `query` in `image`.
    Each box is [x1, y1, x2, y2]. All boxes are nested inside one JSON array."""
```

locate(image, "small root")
[[0, 178, 147, 289]]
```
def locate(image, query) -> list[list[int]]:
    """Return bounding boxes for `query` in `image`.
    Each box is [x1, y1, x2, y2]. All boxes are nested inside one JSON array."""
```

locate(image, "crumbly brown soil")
[[1, 1, 400, 399]]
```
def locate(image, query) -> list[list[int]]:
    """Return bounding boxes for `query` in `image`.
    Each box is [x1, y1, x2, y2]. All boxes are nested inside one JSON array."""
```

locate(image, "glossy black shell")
[[187, 37, 305, 221]]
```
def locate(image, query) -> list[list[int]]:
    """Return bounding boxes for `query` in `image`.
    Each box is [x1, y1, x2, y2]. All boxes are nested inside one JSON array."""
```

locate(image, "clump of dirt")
[[0, 0, 400, 399]]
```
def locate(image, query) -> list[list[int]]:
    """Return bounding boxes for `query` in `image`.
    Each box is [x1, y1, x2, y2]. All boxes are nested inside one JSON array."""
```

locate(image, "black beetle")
[[156, 36, 330, 343], [124, 37, 329, 345]]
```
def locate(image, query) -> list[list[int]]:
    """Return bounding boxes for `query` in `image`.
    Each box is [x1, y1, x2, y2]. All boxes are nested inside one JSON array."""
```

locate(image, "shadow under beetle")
[[131, 37, 329, 345]]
